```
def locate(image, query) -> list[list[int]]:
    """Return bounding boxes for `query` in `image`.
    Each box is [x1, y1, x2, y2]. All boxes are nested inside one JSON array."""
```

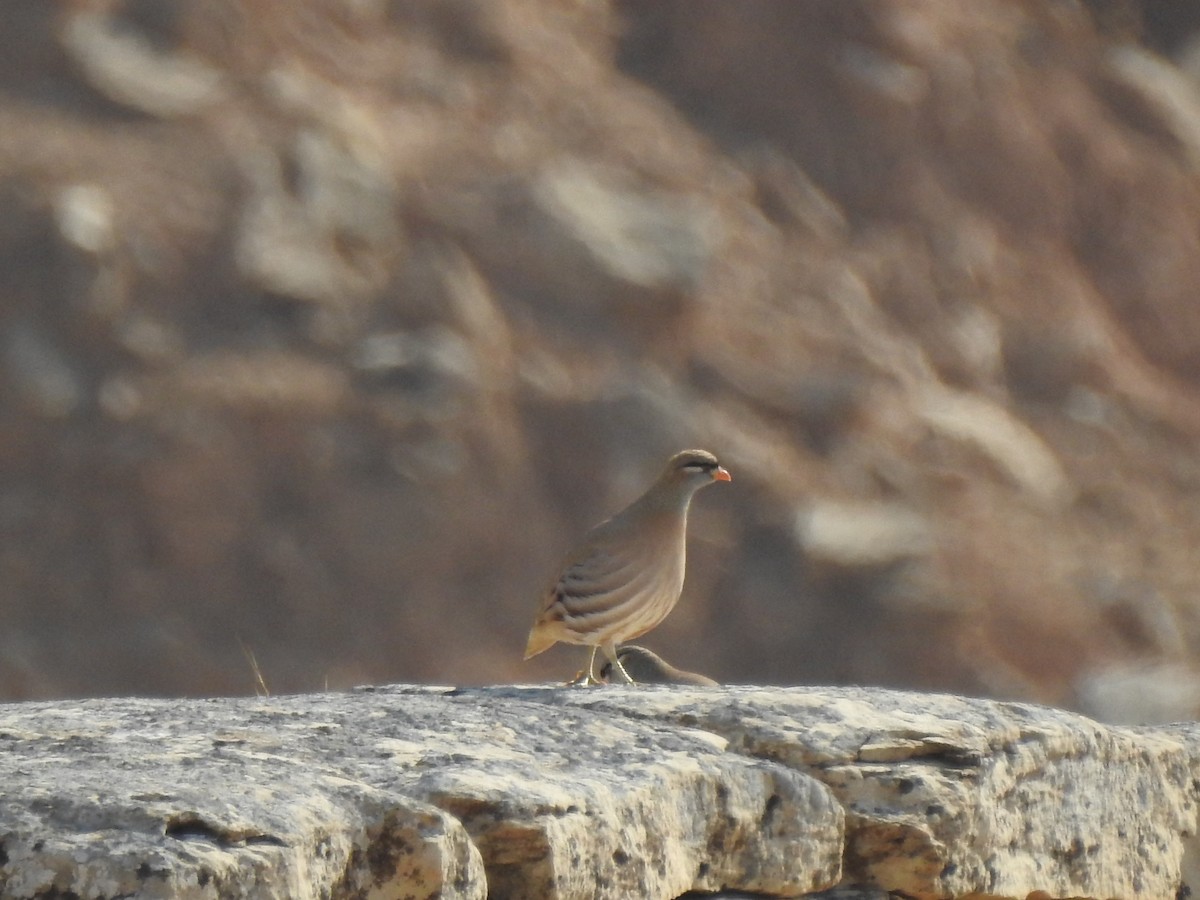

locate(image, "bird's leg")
[[603, 643, 635, 684], [586, 645, 603, 684], [565, 646, 602, 686]]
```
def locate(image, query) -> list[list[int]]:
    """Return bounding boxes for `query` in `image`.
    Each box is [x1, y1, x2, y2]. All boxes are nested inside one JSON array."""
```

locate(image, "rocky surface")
[[5, 1, 1200, 716], [0, 685, 1193, 900]]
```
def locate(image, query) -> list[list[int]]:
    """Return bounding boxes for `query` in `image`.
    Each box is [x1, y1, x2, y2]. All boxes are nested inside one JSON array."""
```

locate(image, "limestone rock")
[[60, 10, 228, 118], [0, 686, 843, 900], [0, 685, 1194, 900], [533, 685, 1198, 900]]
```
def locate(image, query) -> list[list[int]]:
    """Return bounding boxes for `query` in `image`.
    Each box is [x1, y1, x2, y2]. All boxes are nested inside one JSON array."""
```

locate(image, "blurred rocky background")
[[3, 0, 1200, 722]]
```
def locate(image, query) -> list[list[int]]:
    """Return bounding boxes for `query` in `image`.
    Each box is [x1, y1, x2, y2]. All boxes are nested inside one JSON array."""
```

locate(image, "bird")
[[598, 645, 719, 686], [524, 448, 731, 684]]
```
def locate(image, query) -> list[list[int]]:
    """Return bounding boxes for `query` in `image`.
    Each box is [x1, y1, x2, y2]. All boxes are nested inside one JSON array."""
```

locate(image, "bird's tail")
[[523, 623, 559, 660]]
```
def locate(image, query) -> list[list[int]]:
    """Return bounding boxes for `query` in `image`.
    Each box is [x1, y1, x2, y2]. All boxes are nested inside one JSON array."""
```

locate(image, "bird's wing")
[[533, 529, 643, 620]]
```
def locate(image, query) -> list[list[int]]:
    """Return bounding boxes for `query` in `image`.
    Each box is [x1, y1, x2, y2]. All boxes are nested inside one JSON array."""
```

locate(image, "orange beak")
[[713, 466, 732, 482]]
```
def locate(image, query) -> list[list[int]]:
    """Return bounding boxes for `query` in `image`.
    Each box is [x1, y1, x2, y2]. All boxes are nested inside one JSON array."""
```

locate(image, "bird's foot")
[[564, 668, 601, 687]]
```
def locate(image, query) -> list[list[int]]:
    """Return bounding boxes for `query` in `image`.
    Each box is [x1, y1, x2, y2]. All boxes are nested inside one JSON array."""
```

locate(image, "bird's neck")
[[629, 481, 698, 519]]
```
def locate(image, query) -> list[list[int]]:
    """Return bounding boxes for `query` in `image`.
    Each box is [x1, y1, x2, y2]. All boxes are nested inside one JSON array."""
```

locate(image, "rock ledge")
[[0, 685, 1194, 899]]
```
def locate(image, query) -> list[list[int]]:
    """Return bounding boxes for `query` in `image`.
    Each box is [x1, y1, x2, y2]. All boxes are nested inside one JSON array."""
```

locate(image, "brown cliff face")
[[1, 0, 1200, 718]]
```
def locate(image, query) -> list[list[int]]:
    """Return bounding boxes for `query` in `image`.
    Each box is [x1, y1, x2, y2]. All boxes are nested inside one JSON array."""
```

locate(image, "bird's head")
[[663, 449, 732, 489]]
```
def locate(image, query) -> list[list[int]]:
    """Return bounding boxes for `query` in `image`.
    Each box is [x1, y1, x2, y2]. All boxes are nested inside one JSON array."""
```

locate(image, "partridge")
[[524, 449, 731, 684], [598, 645, 719, 686]]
